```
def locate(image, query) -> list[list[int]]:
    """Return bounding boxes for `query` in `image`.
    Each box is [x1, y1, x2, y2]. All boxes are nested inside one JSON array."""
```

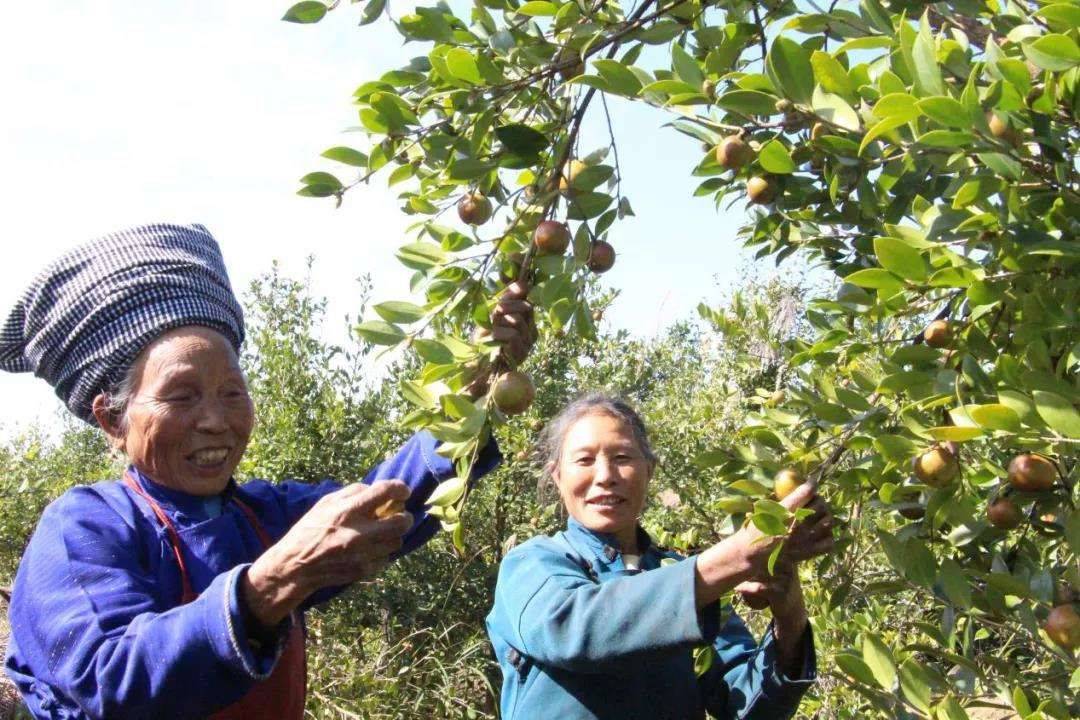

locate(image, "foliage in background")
[[284, 0, 1079, 717]]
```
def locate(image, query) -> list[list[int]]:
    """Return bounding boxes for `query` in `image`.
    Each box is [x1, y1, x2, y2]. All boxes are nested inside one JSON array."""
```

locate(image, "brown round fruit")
[[912, 446, 960, 487], [559, 159, 588, 195], [533, 220, 571, 256], [715, 135, 754, 170], [767, 390, 786, 406], [1008, 453, 1057, 492], [897, 502, 925, 520], [774, 468, 805, 500], [987, 497, 1022, 530], [923, 320, 954, 348], [746, 176, 777, 204], [702, 79, 717, 101], [988, 113, 1021, 146], [492, 370, 536, 415], [457, 192, 493, 226], [1044, 605, 1080, 650], [587, 241, 616, 274]]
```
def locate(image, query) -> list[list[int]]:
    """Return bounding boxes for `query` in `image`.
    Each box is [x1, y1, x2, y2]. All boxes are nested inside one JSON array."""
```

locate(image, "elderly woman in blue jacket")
[[487, 394, 834, 719], [0, 224, 534, 718]]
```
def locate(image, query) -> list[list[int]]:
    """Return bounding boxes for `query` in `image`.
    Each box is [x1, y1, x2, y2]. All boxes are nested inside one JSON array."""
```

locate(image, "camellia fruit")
[[457, 192, 492, 226], [912, 445, 960, 487], [746, 176, 777, 204], [774, 468, 804, 500], [533, 220, 571, 256], [1007, 453, 1056, 492], [988, 113, 1021, 146], [374, 497, 406, 519], [1044, 605, 1080, 650], [923, 320, 954, 348], [987, 497, 1022, 530], [587, 241, 616, 274], [492, 370, 536, 415], [716, 135, 754, 170]]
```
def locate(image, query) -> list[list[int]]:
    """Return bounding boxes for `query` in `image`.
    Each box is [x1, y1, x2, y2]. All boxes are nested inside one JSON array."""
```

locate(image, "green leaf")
[[300, 172, 342, 190], [1032, 390, 1080, 438], [321, 146, 368, 167], [693, 646, 715, 677], [766, 37, 814, 105], [927, 426, 984, 442], [758, 140, 796, 174], [369, 92, 419, 128], [714, 90, 780, 116], [413, 338, 455, 365], [937, 695, 970, 720], [811, 86, 860, 131], [904, 538, 937, 587], [355, 320, 406, 346], [565, 192, 613, 220], [859, 115, 915, 155], [810, 51, 855, 99], [918, 130, 977, 147], [836, 653, 877, 686], [359, 0, 386, 25], [939, 557, 972, 608], [899, 658, 933, 713], [844, 268, 904, 294], [915, 96, 968, 129], [495, 124, 548, 158], [952, 176, 1004, 209], [967, 404, 1022, 432], [396, 242, 447, 271], [910, 13, 945, 96], [751, 512, 786, 536], [671, 42, 705, 89], [1023, 33, 1080, 72], [862, 634, 896, 690], [517, 1, 558, 16], [373, 301, 426, 324], [445, 47, 482, 84], [282, 1, 327, 23], [874, 236, 928, 282], [399, 379, 435, 410], [592, 60, 643, 97], [1036, 5, 1080, 33], [427, 477, 467, 507]]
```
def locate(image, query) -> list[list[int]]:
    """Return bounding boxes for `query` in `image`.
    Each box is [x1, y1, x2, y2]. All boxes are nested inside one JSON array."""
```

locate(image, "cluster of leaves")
[[285, 0, 1078, 716]]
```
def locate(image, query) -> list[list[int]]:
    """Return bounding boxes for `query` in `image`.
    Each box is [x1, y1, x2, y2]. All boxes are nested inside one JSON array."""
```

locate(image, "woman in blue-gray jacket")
[[487, 394, 835, 719]]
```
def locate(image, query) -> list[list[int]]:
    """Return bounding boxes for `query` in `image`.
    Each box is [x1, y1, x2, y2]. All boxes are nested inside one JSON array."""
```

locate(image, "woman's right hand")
[[694, 483, 833, 609], [241, 480, 413, 627]]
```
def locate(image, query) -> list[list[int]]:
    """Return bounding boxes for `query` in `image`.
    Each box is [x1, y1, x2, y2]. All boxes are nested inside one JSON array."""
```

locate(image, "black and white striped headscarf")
[[0, 223, 245, 425]]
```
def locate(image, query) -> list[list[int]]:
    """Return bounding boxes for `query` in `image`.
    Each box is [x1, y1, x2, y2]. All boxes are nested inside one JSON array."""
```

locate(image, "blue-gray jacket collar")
[[564, 516, 655, 565]]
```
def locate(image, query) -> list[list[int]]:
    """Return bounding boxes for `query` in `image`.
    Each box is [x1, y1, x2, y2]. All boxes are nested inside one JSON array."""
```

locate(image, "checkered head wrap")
[[0, 223, 245, 424]]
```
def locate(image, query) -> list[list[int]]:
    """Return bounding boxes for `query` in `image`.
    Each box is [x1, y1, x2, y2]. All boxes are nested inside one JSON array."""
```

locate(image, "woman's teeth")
[[590, 497, 623, 506], [192, 448, 229, 466]]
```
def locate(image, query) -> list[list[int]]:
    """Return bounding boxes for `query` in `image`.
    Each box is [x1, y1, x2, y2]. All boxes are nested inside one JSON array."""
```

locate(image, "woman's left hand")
[[734, 561, 805, 618]]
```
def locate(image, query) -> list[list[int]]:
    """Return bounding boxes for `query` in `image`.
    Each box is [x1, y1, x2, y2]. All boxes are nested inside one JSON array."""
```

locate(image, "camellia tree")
[[284, 0, 1078, 716]]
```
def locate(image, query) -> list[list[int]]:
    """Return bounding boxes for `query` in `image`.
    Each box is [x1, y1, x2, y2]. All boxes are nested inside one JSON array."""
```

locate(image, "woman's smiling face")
[[552, 412, 653, 548], [116, 326, 254, 496]]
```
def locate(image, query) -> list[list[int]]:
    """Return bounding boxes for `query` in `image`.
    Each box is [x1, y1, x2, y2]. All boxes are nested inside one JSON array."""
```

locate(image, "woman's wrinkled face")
[[118, 326, 254, 496], [553, 412, 652, 545]]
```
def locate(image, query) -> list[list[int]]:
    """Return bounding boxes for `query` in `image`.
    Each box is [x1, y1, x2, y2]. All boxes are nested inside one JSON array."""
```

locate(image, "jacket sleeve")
[[697, 609, 816, 720], [6, 488, 284, 720], [489, 540, 715, 673]]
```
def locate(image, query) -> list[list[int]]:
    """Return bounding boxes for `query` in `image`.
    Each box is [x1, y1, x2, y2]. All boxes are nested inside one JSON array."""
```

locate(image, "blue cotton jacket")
[[486, 519, 816, 720], [5, 431, 499, 719]]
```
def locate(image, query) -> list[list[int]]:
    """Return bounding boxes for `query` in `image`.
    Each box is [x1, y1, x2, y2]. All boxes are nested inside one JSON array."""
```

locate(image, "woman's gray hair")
[[538, 393, 657, 491], [99, 363, 140, 437]]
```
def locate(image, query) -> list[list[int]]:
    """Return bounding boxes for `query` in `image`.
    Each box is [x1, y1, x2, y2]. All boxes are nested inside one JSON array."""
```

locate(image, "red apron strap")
[[121, 472, 197, 603]]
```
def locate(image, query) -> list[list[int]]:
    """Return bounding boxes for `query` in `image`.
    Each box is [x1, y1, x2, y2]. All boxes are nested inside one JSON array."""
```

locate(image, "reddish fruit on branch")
[[1044, 605, 1080, 650], [987, 497, 1022, 530], [912, 445, 960, 487], [773, 468, 804, 500], [492, 371, 536, 415], [923, 320, 954, 348], [533, 220, 571, 256], [716, 135, 754, 170], [559, 160, 587, 195], [1008, 454, 1056, 492], [587, 241, 616, 273], [746, 176, 777, 204], [457, 192, 492, 226]]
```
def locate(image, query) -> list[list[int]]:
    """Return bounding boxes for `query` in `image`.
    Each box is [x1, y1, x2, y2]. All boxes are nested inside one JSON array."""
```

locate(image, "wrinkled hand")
[[739, 483, 835, 573], [736, 562, 802, 615], [242, 480, 412, 627], [490, 279, 536, 365]]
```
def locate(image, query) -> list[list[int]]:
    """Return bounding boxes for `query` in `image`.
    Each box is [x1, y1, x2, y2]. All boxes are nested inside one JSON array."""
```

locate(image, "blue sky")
[[0, 2, 752, 432]]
